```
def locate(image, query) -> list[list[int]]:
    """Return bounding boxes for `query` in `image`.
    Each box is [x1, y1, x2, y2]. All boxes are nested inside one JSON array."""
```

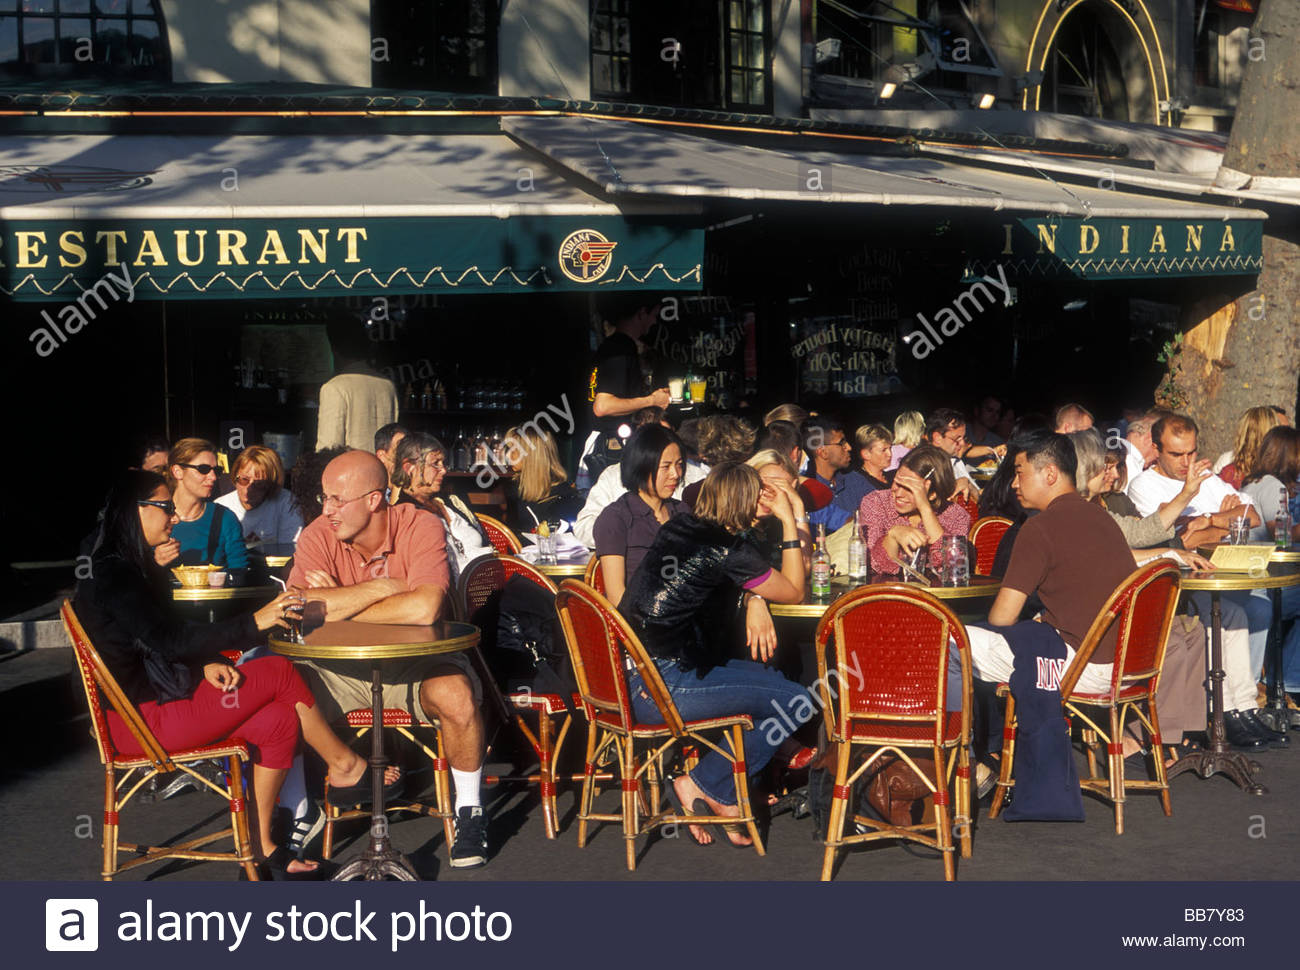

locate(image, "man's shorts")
[[294, 651, 483, 726]]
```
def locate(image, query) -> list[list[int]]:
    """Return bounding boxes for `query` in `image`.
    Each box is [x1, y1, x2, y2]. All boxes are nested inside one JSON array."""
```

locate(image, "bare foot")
[[329, 757, 400, 789], [672, 774, 751, 848]]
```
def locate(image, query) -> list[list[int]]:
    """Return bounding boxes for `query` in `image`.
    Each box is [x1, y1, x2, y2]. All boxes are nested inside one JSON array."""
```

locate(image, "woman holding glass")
[[858, 444, 970, 577]]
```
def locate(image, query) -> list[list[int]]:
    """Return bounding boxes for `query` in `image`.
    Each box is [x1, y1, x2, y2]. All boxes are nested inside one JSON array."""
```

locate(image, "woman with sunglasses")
[[391, 431, 493, 586], [166, 438, 249, 576], [74, 470, 399, 878]]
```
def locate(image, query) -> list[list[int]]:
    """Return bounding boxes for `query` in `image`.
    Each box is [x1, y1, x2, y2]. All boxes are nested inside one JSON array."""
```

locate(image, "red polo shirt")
[[289, 502, 449, 592]]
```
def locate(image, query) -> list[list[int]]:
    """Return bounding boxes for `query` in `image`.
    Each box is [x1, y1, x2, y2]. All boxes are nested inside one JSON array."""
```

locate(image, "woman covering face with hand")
[[857, 444, 971, 576]]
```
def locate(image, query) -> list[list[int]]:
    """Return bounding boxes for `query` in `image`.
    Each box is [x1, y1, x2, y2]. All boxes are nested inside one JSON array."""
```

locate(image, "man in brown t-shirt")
[[965, 430, 1134, 692], [289, 450, 489, 869]]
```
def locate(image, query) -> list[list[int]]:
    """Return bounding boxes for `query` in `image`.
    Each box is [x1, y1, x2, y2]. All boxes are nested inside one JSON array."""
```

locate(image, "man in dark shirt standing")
[[581, 295, 670, 481]]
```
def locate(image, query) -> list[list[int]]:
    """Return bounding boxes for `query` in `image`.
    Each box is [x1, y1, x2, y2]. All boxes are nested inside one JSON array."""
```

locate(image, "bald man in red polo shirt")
[[289, 450, 489, 868]]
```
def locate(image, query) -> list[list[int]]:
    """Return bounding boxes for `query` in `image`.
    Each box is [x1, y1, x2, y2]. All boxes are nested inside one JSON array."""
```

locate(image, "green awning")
[[971, 216, 1263, 281], [0, 133, 704, 301]]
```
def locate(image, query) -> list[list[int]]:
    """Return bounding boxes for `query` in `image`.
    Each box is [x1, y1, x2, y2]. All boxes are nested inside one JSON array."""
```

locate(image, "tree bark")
[[1163, 1, 1300, 457]]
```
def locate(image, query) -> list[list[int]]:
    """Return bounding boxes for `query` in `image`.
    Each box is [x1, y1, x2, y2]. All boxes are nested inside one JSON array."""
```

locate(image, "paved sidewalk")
[[3, 648, 1295, 882]]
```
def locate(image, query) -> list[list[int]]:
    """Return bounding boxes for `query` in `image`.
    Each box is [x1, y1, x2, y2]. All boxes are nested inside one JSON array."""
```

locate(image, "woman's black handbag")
[[138, 638, 196, 704]]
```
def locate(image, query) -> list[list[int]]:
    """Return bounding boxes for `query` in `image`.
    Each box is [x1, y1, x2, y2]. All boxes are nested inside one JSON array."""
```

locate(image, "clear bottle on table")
[[812, 524, 832, 599], [847, 522, 867, 582]]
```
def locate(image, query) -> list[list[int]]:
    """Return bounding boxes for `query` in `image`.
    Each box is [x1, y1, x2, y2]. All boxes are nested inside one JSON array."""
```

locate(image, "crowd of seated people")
[[84, 391, 1300, 878]]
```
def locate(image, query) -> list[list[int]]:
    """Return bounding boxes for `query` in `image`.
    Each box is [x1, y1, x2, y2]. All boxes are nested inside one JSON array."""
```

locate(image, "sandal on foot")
[[665, 780, 710, 848], [327, 772, 405, 808], [259, 846, 330, 881], [691, 799, 752, 850]]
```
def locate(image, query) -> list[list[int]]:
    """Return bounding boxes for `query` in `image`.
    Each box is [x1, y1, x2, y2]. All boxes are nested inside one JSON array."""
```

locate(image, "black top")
[[73, 555, 258, 706], [505, 480, 585, 534], [592, 491, 687, 581], [589, 331, 643, 435], [621, 514, 772, 673]]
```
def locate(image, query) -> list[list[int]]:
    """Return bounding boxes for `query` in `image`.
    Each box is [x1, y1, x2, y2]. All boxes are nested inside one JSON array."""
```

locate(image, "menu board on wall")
[[792, 244, 907, 399]]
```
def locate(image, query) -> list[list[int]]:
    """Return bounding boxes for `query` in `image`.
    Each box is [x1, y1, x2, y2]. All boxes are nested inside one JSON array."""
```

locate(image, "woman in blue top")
[[165, 438, 248, 576]]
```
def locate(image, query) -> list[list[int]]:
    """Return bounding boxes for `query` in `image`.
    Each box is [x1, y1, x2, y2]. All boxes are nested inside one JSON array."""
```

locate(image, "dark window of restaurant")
[[371, 0, 498, 94], [0, 0, 170, 80], [589, 0, 771, 112], [590, 0, 632, 98]]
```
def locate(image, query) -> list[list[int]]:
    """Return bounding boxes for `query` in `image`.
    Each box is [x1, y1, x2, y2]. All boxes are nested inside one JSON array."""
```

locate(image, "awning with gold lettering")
[[969, 216, 1264, 281], [505, 116, 1266, 281], [0, 133, 704, 300]]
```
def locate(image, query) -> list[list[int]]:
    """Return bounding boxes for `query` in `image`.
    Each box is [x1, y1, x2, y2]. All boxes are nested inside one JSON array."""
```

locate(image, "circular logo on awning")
[[558, 229, 618, 283]]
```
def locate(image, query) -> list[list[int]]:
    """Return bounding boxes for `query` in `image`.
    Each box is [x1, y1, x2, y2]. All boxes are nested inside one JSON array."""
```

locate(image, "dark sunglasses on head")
[[179, 463, 219, 475], [137, 499, 176, 515]]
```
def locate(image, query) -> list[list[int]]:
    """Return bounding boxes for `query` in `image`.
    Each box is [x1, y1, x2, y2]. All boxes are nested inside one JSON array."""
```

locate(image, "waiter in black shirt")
[[581, 294, 671, 480]]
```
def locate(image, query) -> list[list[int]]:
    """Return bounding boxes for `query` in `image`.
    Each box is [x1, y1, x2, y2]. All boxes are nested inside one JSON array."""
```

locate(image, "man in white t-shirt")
[[1126, 413, 1283, 748], [1127, 414, 1260, 536]]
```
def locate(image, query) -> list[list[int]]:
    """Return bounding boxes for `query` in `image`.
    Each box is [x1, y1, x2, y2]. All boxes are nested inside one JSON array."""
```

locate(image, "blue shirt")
[[171, 502, 249, 570], [807, 471, 854, 532]]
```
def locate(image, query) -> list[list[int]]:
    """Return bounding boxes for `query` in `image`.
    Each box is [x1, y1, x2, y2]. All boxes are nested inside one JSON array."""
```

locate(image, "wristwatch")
[[780, 539, 803, 550]]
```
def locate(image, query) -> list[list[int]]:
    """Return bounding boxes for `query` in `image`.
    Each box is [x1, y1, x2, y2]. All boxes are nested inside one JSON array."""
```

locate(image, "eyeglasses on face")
[[317, 489, 381, 510], [137, 499, 176, 515], [179, 463, 219, 476]]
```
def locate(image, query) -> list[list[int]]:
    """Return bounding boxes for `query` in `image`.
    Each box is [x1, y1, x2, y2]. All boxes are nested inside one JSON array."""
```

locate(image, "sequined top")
[[621, 514, 772, 673]]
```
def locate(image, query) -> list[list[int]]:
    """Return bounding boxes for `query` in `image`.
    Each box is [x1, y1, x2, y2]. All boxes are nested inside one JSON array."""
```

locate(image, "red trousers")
[[108, 655, 316, 770]]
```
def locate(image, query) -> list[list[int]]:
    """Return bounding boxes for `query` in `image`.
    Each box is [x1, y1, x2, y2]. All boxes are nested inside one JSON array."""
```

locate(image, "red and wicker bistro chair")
[[456, 554, 592, 839], [951, 490, 981, 526], [583, 555, 606, 596], [968, 516, 1012, 577], [476, 514, 522, 555], [321, 707, 456, 861], [61, 601, 260, 881], [988, 561, 1181, 834], [813, 584, 973, 881], [554, 579, 765, 871]]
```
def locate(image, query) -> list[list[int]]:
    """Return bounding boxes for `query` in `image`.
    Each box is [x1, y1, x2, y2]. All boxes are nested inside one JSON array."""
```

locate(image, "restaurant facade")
[[0, 1, 1273, 565]]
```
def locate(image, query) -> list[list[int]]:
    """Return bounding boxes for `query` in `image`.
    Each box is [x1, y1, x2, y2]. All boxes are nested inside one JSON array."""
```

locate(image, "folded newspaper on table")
[[1207, 544, 1277, 573]]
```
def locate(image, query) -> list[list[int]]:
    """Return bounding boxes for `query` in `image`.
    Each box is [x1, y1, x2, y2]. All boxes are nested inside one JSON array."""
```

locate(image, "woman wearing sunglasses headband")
[[166, 437, 249, 577]]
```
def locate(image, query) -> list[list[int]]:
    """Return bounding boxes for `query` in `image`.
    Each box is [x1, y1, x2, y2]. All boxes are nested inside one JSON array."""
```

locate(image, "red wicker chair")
[[813, 584, 973, 881], [61, 601, 260, 880], [476, 514, 522, 555], [951, 491, 981, 525], [321, 707, 456, 861], [583, 555, 606, 596], [988, 562, 1182, 834], [968, 516, 1012, 577], [458, 554, 581, 839], [555, 579, 765, 871]]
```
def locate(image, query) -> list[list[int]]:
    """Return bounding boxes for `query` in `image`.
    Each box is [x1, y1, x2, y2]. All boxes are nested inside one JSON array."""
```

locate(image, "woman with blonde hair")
[[1216, 406, 1281, 489], [747, 448, 811, 570], [621, 461, 806, 847], [215, 445, 304, 547], [167, 437, 248, 574], [887, 410, 925, 471], [502, 424, 583, 533]]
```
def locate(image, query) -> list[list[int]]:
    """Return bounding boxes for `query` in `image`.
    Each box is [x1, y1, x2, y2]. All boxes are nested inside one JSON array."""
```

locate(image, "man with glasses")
[[925, 409, 982, 502], [288, 450, 491, 868], [802, 416, 856, 532]]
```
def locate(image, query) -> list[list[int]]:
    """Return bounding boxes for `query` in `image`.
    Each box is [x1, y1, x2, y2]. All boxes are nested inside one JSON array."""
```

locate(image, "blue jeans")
[[1239, 590, 1275, 682], [1251, 586, 1300, 692], [630, 658, 808, 806]]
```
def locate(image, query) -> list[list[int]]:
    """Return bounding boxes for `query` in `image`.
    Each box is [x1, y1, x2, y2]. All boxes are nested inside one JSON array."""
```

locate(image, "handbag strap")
[[205, 503, 225, 563]]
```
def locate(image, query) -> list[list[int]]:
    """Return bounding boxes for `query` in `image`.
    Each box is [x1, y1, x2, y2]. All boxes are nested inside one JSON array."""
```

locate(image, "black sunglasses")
[[179, 463, 220, 475], [137, 499, 176, 515]]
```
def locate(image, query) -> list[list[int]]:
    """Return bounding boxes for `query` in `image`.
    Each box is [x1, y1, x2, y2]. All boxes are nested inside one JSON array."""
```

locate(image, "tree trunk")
[[1162, 1, 1300, 458]]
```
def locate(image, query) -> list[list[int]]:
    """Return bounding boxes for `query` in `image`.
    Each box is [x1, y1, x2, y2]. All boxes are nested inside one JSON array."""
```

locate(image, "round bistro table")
[[1170, 562, 1300, 795], [769, 574, 1002, 619], [532, 559, 592, 579], [271, 619, 479, 881], [172, 585, 278, 623]]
